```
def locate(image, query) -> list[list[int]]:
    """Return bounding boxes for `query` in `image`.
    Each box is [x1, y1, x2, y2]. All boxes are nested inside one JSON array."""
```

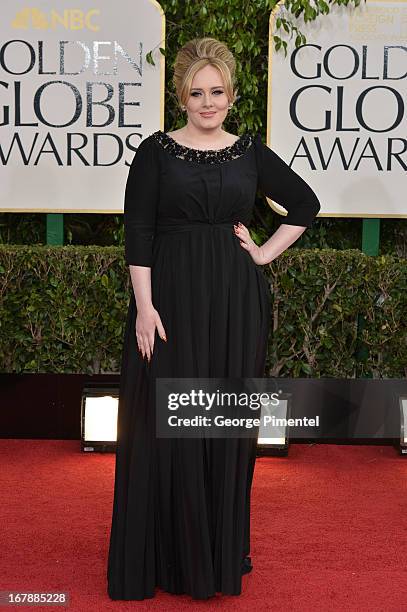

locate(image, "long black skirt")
[[107, 229, 271, 599]]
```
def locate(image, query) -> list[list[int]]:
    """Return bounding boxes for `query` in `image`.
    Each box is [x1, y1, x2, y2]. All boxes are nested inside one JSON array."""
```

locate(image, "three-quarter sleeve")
[[254, 133, 321, 228], [124, 135, 159, 267]]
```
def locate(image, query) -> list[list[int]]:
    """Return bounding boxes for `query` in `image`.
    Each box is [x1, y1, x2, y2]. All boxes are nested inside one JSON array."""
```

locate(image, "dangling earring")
[[181, 105, 186, 111]]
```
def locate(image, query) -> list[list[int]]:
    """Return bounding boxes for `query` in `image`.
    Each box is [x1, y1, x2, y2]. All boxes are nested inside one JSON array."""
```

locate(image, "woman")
[[107, 37, 320, 601]]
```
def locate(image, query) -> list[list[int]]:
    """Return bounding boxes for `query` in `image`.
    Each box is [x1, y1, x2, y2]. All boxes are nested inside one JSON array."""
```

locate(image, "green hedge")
[[1, 245, 405, 377]]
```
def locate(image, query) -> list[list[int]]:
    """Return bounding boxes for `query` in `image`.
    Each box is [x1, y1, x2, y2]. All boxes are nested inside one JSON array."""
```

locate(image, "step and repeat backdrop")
[[268, 0, 407, 219], [0, 0, 165, 213]]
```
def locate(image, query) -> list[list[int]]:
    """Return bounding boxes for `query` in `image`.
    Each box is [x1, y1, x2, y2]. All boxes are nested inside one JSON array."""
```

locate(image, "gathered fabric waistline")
[[156, 221, 236, 235]]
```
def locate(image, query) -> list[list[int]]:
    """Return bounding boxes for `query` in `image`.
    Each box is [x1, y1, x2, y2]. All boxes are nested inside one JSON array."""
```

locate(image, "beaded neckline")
[[152, 130, 253, 164]]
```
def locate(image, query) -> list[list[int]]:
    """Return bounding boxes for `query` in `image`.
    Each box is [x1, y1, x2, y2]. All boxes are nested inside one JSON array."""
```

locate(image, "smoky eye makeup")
[[190, 89, 225, 96]]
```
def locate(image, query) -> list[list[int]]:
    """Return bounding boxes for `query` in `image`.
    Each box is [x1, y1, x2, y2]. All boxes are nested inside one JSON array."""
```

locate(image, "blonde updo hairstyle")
[[173, 37, 238, 109]]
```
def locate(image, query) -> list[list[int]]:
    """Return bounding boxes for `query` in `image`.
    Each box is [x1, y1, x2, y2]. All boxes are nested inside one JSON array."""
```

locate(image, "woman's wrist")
[[258, 245, 272, 265], [135, 300, 154, 314]]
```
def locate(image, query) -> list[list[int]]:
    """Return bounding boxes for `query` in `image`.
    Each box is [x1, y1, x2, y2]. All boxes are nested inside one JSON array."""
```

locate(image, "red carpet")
[[0, 440, 406, 611]]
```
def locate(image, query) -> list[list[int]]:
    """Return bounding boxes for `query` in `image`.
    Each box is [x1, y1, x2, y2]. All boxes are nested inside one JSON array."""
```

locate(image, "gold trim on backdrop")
[[151, 0, 166, 133], [267, 0, 407, 220]]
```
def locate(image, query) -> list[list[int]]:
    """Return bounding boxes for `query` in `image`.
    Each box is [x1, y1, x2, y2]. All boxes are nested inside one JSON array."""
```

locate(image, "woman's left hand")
[[234, 222, 268, 265]]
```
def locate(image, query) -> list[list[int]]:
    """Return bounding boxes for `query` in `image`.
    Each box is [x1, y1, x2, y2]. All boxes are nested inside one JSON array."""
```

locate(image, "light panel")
[[83, 395, 118, 442]]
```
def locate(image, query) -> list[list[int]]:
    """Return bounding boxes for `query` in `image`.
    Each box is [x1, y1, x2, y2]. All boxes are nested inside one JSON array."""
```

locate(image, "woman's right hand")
[[135, 305, 167, 362]]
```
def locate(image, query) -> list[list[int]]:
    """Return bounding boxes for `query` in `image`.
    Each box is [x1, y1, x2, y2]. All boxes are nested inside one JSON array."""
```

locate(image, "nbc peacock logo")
[[11, 7, 100, 31]]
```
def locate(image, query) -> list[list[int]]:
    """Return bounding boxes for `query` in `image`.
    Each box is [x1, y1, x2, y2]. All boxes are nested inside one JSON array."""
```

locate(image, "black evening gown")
[[107, 130, 320, 600]]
